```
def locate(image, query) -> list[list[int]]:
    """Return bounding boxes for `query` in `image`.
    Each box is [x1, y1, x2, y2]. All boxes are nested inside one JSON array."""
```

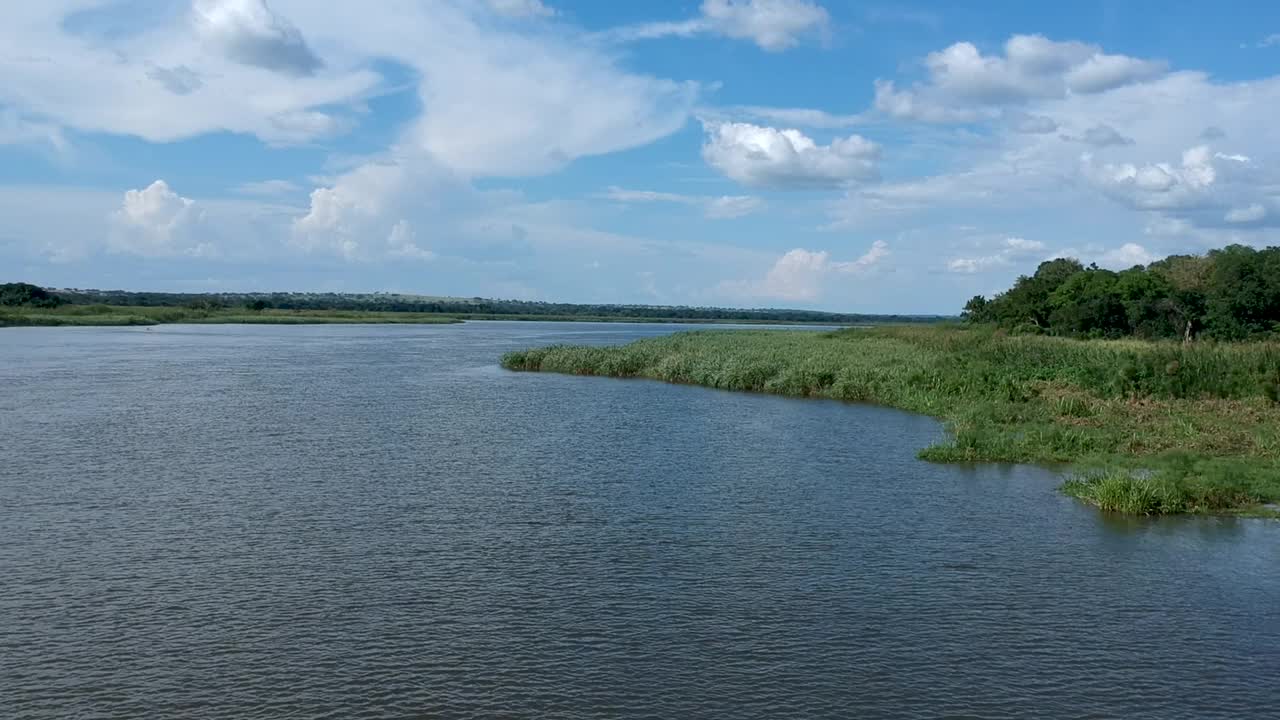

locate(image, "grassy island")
[[502, 325, 1280, 517]]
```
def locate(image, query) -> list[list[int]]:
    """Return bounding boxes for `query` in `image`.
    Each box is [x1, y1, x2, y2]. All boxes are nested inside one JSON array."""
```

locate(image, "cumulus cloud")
[[875, 34, 1167, 122], [1083, 145, 1238, 211], [1099, 242, 1158, 268], [109, 181, 210, 257], [193, 0, 323, 76], [293, 160, 419, 260], [486, 0, 556, 18], [608, 0, 829, 52], [946, 236, 1046, 273], [385, 220, 435, 260], [723, 240, 889, 301], [702, 122, 880, 189], [602, 186, 763, 219]]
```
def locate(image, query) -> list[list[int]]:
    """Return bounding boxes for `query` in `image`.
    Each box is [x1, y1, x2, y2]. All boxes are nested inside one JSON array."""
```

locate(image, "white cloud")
[[702, 122, 880, 189], [838, 64, 1280, 245], [946, 236, 1046, 273], [875, 34, 1167, 122], [1099, 242, 1158, 268], [0, 4, 380, 145], [1084, 145, 1231, 211], [109, 181, 211, 257], [385, 220, 435, 260], [486, 0, 556, 18], [608, 0, 829, 52], [3, 1, 696, 160], [404, 20, 697, 176], [602, 186, 763, 219], [1255, 34, 1280, 48], [1225, 203, 1267, 224], [722, 240, 889, 301], [292, 157, 442, 260], [193, 0, 323, 76]]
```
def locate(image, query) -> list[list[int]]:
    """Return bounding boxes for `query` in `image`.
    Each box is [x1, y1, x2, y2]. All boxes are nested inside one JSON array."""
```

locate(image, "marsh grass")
[[502, 324, 1280, 516]]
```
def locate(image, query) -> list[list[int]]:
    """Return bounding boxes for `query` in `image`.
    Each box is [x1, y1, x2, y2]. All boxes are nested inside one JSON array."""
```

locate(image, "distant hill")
[[44, 287, 950, 325]]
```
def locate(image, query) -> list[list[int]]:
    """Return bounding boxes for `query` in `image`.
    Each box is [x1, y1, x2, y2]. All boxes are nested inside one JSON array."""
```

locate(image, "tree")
[[1202, 245, 1280, 339], [987, 258, 1086, 330], [1048, 268, 1127, 337], [1147, 255, 1211, 342], [961, 295, 993, 323], [0, 282, 64, 308]]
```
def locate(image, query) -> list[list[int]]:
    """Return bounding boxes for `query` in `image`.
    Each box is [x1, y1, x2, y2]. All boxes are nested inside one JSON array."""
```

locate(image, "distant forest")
[[0, 283, 945, 325], [963, 244, 1280, 340]]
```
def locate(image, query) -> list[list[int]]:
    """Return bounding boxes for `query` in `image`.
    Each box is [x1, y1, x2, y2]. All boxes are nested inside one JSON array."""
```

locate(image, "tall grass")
[[502, 325, 1280, 516]]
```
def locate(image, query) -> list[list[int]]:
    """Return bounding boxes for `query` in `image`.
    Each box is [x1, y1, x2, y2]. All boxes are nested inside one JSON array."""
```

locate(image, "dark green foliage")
[[44, 287, 949, 325], [967, 245, 1280, 341], [0, 282, 63, 308]]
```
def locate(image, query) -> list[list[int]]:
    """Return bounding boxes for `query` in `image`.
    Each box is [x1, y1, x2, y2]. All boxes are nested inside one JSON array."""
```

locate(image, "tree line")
[[0, 283, 64, 308], [2, 284, 946, 325], [962, 244, 1280, 340]]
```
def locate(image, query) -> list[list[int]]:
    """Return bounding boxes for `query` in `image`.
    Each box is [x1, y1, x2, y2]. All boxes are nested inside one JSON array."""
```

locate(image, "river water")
[[1, 322, 1277, 719]]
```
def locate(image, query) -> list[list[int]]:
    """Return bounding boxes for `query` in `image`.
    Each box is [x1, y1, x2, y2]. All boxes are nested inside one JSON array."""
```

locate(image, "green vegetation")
[[44, 286, 946, 325], [1, 282, 65, 309], [962, 245, 1280, 341], [502, 325, 1280, 517], [0, 304, 461, 327], [2, 282, 950, 327]]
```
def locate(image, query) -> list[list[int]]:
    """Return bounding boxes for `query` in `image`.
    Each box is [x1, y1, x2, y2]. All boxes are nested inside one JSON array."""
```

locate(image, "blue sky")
[[2, 0, 1279, 313]]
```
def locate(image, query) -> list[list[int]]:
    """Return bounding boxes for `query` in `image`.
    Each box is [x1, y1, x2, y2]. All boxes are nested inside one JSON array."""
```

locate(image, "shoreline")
[[502, 325, 1280, 518], [1, 307, 866, 329]]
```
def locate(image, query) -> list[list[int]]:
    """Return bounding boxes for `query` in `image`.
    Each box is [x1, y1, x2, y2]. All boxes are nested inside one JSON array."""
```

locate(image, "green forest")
[[961, 244, 1280, 341]]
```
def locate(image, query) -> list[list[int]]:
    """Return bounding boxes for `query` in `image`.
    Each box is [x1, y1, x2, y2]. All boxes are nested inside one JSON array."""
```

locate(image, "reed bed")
[[503, 325, 1280, 516]]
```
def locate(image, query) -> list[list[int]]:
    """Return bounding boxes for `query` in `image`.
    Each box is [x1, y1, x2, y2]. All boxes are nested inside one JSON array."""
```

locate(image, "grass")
[[0, 305, 463, 327], [501, 324, 1280, 517]]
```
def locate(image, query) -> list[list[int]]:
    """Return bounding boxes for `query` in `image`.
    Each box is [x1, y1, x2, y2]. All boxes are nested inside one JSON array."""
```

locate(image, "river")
[[1, 322, 1277, 719]]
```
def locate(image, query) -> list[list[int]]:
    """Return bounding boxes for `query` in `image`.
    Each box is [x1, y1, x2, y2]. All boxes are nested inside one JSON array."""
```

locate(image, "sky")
[[2, 0, 1279, 313]]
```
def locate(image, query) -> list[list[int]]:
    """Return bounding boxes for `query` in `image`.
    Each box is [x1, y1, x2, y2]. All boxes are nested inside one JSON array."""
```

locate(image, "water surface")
[[2, 322, 1277, 719]]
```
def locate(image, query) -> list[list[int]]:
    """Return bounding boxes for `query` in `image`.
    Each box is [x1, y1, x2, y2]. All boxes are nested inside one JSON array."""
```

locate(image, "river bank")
[[0, 305, 869, 328], [0, 305, 466, 327], [502, 325, 1280, 516]]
